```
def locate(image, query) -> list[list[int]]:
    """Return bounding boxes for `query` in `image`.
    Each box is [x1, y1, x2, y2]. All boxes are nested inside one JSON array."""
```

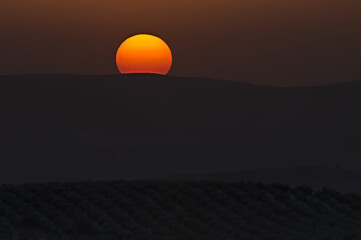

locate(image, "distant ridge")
[[1, 73, 360, 87]]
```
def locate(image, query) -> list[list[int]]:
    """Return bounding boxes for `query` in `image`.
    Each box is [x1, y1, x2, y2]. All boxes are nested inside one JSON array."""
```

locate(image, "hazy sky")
[[1, 0, 361, 85]]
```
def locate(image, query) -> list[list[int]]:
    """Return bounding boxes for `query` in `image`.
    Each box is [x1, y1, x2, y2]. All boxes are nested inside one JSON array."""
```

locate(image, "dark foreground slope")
[[1, 181, 361, 240], [0, 74, 360, 184]]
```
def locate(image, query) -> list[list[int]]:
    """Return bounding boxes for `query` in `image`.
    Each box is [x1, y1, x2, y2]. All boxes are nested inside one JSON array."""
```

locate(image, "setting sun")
[[116, 34, 172, 75]]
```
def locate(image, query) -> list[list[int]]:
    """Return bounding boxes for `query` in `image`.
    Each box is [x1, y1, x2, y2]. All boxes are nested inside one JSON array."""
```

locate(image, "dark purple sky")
[[1, 0, 361, 86]]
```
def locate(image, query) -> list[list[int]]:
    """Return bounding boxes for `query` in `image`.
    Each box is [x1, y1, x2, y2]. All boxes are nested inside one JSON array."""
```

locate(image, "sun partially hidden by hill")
[[1, 180, 361, 240]]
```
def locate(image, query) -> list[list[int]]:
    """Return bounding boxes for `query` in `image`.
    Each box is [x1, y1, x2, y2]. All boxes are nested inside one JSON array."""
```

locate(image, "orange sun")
[[116, 34, 172, 75]]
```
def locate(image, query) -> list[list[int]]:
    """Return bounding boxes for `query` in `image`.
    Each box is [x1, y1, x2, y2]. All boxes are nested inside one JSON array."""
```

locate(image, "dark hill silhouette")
[[0, 74, 360, 185], [157, 166, 361, 193], [1, 180, 361, 240]]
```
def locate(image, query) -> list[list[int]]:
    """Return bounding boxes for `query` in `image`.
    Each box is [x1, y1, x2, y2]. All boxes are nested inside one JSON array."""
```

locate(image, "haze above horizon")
[[1, 0, 361, 86]]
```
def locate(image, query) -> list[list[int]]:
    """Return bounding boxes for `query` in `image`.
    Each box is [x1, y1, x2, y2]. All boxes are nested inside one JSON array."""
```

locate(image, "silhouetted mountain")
[[157, 166, 361, 193], [1, 180, 361, 240], [0, 74, 360, 184]]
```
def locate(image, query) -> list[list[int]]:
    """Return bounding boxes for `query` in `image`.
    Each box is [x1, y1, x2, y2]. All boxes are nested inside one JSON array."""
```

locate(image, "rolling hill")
[[0, 74, 360, 184]]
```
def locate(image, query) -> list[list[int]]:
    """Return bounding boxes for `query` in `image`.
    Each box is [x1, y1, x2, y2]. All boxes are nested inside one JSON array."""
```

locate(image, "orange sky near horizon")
[[1, 0, 361, 85]]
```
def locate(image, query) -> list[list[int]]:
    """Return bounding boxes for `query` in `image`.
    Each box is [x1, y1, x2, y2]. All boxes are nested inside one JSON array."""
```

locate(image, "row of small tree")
[[0, 180, 360, 240]]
